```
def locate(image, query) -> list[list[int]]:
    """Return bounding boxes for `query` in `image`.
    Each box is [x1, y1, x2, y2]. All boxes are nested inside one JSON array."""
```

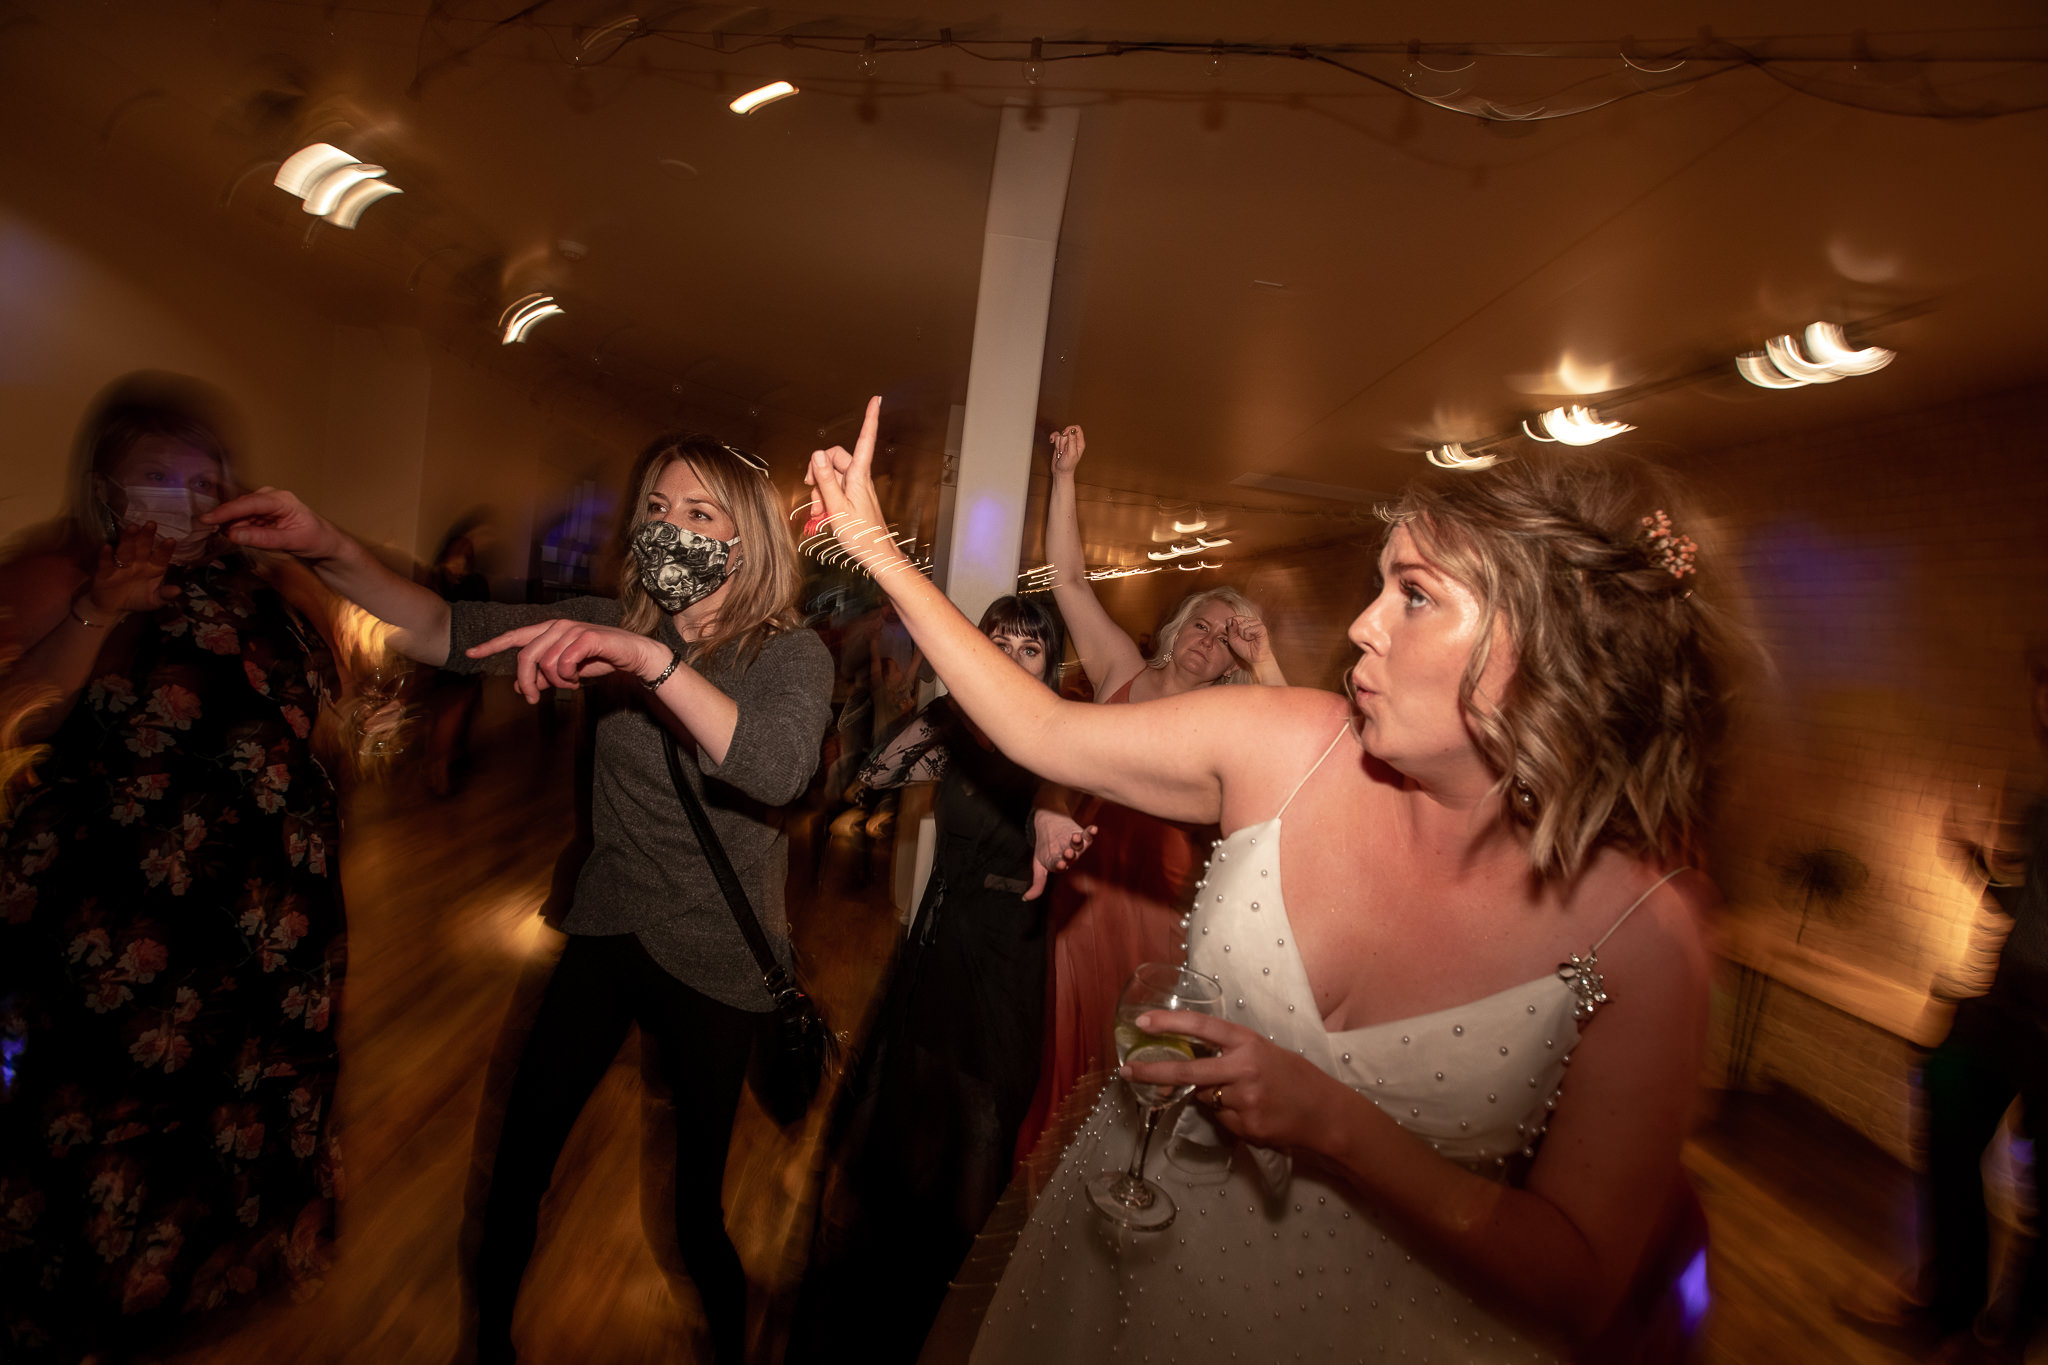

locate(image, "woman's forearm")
[[6, 594, 118, 743], [649, 660, 740, 765], [304, 536, 453, 666], [1311, 1090, 1613, 1341]]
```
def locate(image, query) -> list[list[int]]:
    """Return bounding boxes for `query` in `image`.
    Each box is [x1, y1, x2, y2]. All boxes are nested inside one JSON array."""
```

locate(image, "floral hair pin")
[[1640, 509, 1698, 580]]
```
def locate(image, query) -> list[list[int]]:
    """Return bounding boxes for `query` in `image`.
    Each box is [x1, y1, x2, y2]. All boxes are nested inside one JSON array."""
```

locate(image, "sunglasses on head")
[[721, 443, 770, 476]]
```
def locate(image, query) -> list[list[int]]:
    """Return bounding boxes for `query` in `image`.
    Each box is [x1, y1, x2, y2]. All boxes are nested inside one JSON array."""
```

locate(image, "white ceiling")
[[2, 1, 2045, 568]]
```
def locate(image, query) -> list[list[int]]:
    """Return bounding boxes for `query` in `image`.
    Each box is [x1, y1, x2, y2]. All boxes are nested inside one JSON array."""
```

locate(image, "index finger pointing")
[[851, 395, 882, 471], [466, 622, 549, 659]]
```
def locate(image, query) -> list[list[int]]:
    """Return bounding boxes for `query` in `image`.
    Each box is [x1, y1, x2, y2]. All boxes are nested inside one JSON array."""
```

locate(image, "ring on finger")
[[1202, 1086, 1226, 1108]]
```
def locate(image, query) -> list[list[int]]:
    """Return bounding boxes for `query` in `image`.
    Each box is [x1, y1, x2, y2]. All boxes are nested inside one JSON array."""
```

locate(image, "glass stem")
[[1125, 1105, 1163, 1182]]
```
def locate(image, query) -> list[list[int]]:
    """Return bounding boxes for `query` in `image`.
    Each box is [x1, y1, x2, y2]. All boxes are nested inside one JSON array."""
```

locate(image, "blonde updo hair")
[[613, 434, 803, 666], [1146, 587, 1267, 686], [1379, 451, 1740, 882]]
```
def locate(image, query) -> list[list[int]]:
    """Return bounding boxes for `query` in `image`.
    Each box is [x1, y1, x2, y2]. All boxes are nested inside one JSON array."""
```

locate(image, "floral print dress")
[[0, 551, 346, 1361]]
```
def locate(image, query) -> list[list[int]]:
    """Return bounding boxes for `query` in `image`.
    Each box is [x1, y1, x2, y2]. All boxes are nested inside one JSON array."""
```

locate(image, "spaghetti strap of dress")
[[1591, 866, 1692, 951], [1275, 723, 1354, 818]]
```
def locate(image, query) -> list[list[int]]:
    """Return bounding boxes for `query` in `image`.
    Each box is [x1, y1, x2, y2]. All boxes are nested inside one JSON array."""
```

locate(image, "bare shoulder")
[[1585, 859, 1716, 1020], [1189, 684, 1356, 813]]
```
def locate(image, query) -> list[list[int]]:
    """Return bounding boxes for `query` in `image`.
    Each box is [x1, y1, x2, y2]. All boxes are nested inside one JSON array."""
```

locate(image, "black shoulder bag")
[[661, 731, 839, 1127]]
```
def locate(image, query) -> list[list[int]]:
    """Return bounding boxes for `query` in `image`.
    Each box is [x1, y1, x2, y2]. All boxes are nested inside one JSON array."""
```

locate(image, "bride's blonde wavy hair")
[[1379, 451, 1744, 882]]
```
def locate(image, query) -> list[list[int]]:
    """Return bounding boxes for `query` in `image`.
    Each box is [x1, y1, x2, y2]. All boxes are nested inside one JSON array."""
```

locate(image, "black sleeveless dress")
[[788, 697, 1049, 1364]]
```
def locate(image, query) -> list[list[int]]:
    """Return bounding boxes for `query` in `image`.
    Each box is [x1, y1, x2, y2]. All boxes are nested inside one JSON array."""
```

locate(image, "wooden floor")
[[171, 697, 2035, 1364]]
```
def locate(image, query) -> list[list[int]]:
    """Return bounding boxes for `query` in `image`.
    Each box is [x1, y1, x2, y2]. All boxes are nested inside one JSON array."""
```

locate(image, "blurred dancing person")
[[0, 376, 348, 1361], [207, 433, 831, 1365]]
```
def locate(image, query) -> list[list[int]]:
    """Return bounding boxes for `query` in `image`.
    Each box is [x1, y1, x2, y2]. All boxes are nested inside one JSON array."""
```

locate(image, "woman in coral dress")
[[1013, 426, 1287, 1161]]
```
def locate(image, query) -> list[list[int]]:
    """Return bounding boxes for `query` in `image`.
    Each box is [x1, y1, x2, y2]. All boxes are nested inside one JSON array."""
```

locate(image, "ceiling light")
[[500, 294, 565, 345], [730, 81, 798, 114], [1738, 321, 1896, 389], [1735, 354, 1805, 389], [276, 144, 357, 198], [1800, 323, 1894, 375], [274, 143, 402, 230], [325, 178, 403, 229], [1171, 516, 1208, 534], [1175, 560, 1218, 572], [1523, 406, 1634, 446], [1195, 535, 1231, 549], [1425, 443, 1501, 469]]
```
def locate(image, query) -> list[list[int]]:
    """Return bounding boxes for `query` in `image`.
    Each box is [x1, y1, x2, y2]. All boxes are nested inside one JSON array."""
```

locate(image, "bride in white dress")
[[804, 401, 1737, 1362]]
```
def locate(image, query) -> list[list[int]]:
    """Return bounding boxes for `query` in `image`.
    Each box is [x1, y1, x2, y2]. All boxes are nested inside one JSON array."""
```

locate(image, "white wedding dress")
[[965, 728, 1677, 1365]]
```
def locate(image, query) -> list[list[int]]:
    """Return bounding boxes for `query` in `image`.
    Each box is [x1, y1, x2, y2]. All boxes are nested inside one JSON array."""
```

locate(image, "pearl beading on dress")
[[968, 782, 1641, 1363]]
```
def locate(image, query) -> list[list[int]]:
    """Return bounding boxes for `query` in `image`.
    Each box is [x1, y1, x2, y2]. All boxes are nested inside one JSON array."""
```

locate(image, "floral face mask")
[[630, 518, 739, 613]]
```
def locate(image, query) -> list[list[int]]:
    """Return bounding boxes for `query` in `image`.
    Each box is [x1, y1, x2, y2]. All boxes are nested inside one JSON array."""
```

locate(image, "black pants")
[[1923, 1022, 2046, 1335], [472, 933, 763, 1364]]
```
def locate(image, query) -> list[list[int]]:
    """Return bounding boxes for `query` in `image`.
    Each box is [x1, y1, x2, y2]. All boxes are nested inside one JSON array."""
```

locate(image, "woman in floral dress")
[[0, 376, 348, 1362]]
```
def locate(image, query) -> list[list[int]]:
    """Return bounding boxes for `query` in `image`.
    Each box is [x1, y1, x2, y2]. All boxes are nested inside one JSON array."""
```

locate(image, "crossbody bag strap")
[[660, 730, 795, 999]]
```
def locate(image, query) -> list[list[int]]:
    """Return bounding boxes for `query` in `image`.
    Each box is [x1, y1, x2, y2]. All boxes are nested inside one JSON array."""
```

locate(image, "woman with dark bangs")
[[207, 432, 832, 1365], [787, 592, 1088, 1365], [808, 399, 1741, 1363]]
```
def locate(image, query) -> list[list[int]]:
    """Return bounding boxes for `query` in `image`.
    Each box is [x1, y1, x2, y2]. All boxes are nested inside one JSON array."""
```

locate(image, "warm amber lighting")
[[499, 294, 565, 345], [1425, 442, 1501, 469], [274, 143, 402, 229], [730, 81, 799, 114], [1523, 406, 1634, 446], [1739, 322, 1896, 389]]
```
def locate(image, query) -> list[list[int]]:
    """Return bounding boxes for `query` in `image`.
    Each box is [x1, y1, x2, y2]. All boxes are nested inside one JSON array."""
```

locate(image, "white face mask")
[[113, 485, 221, 560]]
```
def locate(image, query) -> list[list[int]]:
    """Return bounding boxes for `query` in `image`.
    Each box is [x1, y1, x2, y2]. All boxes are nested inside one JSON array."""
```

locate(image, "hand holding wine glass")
[[1084, 962, 1223, 1231]]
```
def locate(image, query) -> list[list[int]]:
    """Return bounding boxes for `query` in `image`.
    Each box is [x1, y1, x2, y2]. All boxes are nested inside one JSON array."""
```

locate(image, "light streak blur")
[[1523, 406, 1634, 446], [729, 81, 799, 114], [274, 143, 402, 229], [1425, 443, 1501, 469], [499, 294, 565, 345], [1739, 322, 1895, 389]]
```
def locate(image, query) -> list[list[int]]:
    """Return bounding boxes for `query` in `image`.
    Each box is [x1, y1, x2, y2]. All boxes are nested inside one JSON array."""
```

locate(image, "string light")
[[1171, 515, 1209, 534], [1086, 565, 1164, 582], [409, 21, 2048, 127]]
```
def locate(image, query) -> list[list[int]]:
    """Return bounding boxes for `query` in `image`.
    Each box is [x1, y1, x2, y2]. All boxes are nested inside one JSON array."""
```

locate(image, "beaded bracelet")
[[644, 643, 684, 692]]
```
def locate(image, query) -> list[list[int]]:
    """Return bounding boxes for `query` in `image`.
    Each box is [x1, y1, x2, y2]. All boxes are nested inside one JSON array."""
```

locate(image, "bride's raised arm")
[[806, 398, 1282, 824]]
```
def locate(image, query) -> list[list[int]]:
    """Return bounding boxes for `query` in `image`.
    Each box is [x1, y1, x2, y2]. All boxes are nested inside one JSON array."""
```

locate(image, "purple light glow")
[[1677, 1248, 1710, 1332]]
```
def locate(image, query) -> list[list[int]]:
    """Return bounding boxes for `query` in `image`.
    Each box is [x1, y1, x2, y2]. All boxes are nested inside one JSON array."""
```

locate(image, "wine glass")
[[1085, 962, 1223, 1230]]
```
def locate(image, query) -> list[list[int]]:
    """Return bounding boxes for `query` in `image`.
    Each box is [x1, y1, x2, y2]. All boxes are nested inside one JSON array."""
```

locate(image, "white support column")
[[941, 101, 1080, 627], [904, 103, 1078, 918]]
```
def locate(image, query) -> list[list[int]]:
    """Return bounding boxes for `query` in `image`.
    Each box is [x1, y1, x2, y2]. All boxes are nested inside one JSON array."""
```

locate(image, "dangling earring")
[[1513, 777, 1536, 813]]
